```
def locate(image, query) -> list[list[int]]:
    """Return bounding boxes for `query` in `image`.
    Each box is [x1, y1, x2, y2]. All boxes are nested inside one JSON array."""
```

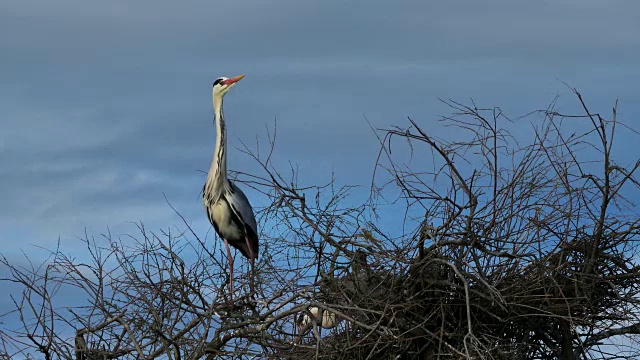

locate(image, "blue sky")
[[2, 0, 639, 260]]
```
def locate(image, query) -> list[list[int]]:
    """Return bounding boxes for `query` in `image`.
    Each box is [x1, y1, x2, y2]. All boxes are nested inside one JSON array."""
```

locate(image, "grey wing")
[[227, 181, 258, 238]]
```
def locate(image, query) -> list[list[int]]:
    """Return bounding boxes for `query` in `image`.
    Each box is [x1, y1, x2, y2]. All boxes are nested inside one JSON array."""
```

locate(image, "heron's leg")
[[245, 236, 255, 294], [224, 239, 234, 304]]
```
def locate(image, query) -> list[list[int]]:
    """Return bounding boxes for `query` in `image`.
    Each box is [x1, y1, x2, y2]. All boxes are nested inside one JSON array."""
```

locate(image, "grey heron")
[[203, 74, 259, 303]]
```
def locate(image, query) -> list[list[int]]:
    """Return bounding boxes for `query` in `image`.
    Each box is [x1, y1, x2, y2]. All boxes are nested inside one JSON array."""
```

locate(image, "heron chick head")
[[296, 306, 339, 332]]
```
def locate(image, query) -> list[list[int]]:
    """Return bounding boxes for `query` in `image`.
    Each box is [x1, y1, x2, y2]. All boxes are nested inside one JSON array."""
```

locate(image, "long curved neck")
[[207, 93, 227, 198]]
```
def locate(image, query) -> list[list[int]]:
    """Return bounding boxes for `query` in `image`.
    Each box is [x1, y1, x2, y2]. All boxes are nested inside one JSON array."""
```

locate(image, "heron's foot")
[[233, 292, 253, 307], [217, 300, 246, 317], [248, 288, 259, 302], [223, 291, 234, 308], [250, 297, 268, 308]]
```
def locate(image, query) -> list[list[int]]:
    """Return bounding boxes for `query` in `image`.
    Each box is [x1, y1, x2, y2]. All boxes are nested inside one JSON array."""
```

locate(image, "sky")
[[2, 0, 640, 355], [1, 0, 640, 272]]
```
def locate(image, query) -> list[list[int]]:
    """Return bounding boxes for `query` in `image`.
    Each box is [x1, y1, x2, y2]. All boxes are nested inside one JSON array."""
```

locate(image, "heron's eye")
[[213, 78, 225, 87]]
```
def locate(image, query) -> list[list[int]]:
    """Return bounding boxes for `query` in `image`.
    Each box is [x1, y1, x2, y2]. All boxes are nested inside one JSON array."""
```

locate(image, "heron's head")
[[212, 74, 245, 97]]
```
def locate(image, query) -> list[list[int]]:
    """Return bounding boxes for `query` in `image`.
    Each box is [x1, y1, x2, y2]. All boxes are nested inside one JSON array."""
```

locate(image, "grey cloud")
[[3, 0, 639, 65]]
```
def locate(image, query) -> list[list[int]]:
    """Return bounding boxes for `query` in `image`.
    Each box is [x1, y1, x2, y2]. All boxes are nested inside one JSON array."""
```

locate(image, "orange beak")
[[222, 74, 245, 85]]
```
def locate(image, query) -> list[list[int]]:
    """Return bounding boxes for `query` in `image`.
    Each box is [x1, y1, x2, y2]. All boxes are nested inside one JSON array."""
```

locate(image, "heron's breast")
[[210, 200, 242, 239]]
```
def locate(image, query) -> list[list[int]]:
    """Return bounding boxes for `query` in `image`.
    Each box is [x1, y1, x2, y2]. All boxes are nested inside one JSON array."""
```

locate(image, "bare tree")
[[1, 90, 639, 359]]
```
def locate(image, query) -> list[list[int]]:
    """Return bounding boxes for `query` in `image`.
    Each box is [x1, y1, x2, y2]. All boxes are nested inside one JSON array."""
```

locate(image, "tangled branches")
[[290, 91, 640, 359], [1, 90, 639, 359]]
